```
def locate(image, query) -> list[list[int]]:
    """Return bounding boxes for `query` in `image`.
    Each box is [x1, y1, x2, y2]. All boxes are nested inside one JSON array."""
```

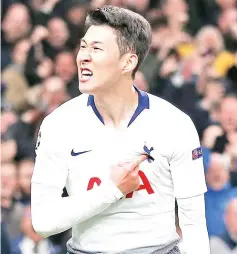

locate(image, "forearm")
[[31, 182, 123, 238], [177, 194, 210, 254]]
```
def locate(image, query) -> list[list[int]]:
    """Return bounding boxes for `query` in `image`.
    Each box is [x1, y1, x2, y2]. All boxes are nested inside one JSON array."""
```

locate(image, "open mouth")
[[80, 68, 93, 82]]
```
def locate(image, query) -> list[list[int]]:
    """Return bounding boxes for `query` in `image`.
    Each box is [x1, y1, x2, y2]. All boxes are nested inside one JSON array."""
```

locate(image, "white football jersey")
[[32, 88, 207, 252]]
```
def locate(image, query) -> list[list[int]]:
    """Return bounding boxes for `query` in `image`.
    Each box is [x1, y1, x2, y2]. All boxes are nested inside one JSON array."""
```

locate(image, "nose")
[[77, 49, 92, 65]]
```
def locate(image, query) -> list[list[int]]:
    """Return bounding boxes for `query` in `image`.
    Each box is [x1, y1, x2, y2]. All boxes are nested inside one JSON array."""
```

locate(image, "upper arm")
[[169, 115, 207, 199], [31, 117, 68, 190]]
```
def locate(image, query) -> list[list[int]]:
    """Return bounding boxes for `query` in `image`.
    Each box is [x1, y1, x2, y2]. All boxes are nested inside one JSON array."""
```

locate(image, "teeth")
[[82, 70, 92, 76]]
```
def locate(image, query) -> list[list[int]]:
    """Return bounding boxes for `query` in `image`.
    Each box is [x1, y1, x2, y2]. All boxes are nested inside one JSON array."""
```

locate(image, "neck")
[[93, 78, 138, 128]]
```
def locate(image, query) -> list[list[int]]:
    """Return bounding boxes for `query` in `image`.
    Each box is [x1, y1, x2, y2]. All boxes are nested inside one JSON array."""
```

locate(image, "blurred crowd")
[[1, 0, 237, 253]]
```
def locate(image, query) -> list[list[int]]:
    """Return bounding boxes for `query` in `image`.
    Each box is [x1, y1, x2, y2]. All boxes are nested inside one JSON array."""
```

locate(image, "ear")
[[121, 53, 138, 75]]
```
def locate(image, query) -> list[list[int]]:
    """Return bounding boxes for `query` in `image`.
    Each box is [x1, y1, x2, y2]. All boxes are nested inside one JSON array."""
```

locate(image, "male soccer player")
[[31, 5, 210, 254]]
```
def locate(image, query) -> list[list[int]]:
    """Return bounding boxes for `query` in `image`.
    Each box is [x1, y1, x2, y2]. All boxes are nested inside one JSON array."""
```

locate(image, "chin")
[[79, 81, 99, 95], [79, 86, 92, 94]]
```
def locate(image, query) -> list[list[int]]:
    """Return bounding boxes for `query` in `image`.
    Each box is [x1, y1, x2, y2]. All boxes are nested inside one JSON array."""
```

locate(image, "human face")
[[43, 77, 67, 107], [67, 6, 87, 25], [76, 25, 124, 94], [1, 163, 17, 200], [48, 18, 69, 48], [2, 4, 31, 42], [55, 53, 77, 83], [164, 0, 188, 23], [219, 97, 237, 133], [206, 154, 229, 190], [205, 82, 225, 103]]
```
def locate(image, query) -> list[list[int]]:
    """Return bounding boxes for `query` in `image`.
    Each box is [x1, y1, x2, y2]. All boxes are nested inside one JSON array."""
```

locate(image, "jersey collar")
[[87, 86, 150, 127]]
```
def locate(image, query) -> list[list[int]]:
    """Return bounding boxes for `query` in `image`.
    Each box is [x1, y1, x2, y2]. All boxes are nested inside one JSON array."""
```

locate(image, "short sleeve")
[[31, 117, 68, 189], [170, 115, 207, 199]]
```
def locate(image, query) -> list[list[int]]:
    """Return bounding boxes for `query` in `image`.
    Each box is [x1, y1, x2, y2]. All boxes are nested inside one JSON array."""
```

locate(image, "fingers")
[[133, 154, 148, 167], [127, 154, 148, 173], [117, 161, 132, 170], [130, 166, 139, 176]]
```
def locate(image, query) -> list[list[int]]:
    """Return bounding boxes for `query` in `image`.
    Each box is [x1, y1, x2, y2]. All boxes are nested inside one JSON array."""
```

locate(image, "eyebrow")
[[80, 39, 104, 45]]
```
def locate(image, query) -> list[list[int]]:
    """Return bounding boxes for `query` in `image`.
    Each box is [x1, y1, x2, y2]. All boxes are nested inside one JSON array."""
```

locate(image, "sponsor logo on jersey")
[[71, 149, 92, 156]]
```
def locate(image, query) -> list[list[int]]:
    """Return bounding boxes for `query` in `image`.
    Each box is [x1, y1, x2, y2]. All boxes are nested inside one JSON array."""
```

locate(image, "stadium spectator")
[[2, 39, 31, 112], [1, 3, 32, 70], [190, 78, 226, 139], [47, 17, 70, 50], [205, 153, 237, 237], [1, 162, 25, 239], [63, 0, 89, 48], [54, 50, 80, 98], [211, 95, 237, 154], [11, 205, 62, 254], [41, 76, 70, 114], [1, 108, 43, 163], [1, 221, 12, 254], [1, 110, 17, 139], [218, 8, 237, 53], [210, 198, 237, 253], [17, 158, 35, 206]]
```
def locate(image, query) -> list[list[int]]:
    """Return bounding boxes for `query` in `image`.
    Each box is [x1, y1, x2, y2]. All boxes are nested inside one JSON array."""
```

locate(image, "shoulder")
[[145, 94, 199, 153], [42, 94, 89, 129], [37, 94, 89, 150], [148, 93, 193, 128]]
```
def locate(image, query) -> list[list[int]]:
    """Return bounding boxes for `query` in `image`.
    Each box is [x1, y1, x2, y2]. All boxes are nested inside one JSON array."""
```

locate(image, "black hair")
[[85, 5, 152, 78]]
